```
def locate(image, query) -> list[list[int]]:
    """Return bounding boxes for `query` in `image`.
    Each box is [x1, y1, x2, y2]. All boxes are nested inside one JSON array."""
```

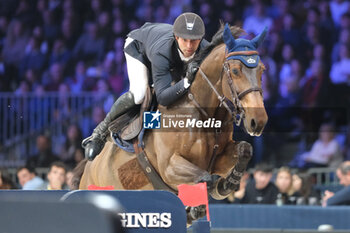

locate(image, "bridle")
[[188, 50, 263, 126], [188, 49, 263, 173], [187, 49, 263, 173]]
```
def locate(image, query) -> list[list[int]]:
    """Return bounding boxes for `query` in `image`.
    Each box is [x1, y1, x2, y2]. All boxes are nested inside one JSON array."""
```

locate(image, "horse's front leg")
[[163, 152, 219, 189], [210, 140, 252, 200], [163, 152, 218, 225]]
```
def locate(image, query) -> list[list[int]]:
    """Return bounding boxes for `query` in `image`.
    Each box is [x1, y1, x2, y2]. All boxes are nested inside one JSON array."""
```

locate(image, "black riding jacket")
[[125, 23, 209, 106]]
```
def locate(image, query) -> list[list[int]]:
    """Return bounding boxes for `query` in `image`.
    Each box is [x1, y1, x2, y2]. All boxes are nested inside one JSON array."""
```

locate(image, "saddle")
[[109, 88, 175, 192]]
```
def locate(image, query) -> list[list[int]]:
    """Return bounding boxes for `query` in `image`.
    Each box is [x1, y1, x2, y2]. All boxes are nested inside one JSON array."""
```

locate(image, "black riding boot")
[[82, 92, 135, 160]]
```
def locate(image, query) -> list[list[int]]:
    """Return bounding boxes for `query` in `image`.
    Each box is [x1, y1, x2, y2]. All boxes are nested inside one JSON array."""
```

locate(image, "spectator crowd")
[[210, 161, 350, 206], [0, 0, 350, 206], [4, 160, 350, 208]]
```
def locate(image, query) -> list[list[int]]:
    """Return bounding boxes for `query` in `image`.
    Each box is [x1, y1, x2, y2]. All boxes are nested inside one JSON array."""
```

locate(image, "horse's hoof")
[[210, 177, 231, 200], [186, 205, 206, 225], [210, 142, 253, 200], [190, 205, 206, 219], [237, 141, 253, 161]]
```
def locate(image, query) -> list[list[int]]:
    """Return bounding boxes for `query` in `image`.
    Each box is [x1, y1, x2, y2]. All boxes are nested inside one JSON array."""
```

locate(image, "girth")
[[133, 141, 176, 193]]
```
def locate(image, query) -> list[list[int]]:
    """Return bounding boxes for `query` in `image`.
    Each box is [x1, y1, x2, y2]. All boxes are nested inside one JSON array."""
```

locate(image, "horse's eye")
[[232, 68, 239, 76]]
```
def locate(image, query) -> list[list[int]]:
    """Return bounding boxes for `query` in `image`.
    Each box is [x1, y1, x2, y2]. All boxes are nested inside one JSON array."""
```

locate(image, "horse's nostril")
[[251, 119, 256, 130]]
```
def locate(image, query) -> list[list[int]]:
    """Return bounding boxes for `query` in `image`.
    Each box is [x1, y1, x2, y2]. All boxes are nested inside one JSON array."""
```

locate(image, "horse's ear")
[[251, 27, 268, 49], [223, 23, 235, 50]]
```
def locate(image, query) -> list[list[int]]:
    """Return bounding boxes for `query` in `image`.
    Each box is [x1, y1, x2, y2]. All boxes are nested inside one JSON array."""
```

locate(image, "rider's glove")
[[186, 61, 199, 83]]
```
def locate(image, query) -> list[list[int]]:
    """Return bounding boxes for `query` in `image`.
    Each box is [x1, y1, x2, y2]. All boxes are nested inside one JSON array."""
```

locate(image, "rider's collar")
[[178, 48, 195, 62]]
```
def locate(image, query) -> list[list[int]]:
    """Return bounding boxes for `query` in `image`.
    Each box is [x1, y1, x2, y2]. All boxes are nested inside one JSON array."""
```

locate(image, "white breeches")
[[124, 37, 148, 105]]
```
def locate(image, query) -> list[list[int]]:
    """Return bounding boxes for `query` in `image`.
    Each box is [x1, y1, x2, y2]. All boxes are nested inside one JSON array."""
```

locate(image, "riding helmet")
[[173, 12, 205, 40]]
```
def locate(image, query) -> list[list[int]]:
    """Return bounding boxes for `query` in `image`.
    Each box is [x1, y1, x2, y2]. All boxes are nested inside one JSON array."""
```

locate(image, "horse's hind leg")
[[210, 141, 252, 200]]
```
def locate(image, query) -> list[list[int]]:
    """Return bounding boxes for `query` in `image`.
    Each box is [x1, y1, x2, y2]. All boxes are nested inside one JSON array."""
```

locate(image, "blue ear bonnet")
[[227, 39, 260, 68], [223, 23, 268, 68]]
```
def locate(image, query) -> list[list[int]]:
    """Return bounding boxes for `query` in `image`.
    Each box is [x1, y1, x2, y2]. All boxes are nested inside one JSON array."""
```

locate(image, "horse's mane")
[[192, 22, 245, 65]]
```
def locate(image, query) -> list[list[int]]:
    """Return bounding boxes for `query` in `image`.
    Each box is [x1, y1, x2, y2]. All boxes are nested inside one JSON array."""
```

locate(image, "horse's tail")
[[71, 158, 88, 190]]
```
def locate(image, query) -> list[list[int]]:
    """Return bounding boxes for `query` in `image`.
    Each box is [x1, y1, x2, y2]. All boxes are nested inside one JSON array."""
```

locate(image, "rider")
[[82, 12, 209, 160]]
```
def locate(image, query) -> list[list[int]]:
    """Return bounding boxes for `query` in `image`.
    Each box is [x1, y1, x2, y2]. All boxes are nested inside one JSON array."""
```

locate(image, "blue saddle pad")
[[112, 127, 146, 153]]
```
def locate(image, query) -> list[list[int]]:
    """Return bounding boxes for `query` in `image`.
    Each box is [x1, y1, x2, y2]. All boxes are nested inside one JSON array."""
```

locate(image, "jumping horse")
[[75, 23, 268, 222]]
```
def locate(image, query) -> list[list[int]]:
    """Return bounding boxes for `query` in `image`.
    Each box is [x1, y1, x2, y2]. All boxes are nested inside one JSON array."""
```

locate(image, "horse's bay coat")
[[78, 25, 268, 204]]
